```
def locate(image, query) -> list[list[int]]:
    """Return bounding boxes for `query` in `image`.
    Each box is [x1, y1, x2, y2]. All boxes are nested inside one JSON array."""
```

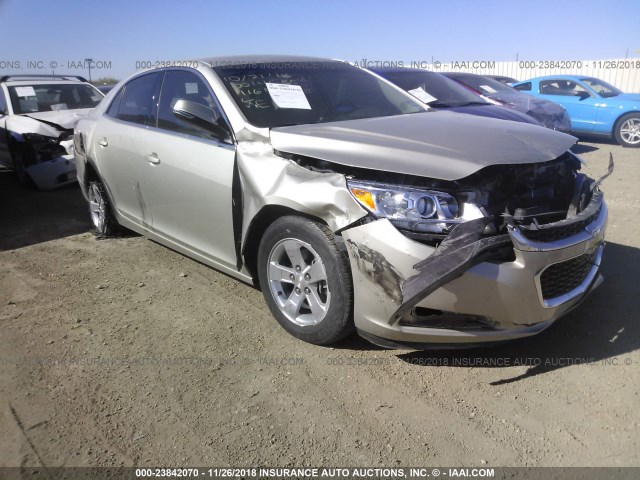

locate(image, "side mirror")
[[576, 91, 591, 101], [172, 99, 231, 142], [173, 99, 220, 126]]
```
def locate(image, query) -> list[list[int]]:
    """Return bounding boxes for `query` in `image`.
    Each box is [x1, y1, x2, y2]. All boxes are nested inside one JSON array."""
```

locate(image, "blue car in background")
[[513, 75, 640, 147]]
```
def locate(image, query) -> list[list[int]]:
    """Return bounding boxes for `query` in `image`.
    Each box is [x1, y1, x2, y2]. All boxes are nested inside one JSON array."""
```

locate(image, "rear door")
[[141, 69, 238, 269], [92, 72, 163, 227]]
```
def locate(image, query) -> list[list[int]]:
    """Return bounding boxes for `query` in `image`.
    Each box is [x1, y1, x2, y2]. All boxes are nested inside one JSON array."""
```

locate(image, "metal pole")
[[85, 58, 93, 82]]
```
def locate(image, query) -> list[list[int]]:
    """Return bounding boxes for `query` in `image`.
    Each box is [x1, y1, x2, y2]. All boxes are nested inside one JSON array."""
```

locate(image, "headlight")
[[347, 180, 463, 234]]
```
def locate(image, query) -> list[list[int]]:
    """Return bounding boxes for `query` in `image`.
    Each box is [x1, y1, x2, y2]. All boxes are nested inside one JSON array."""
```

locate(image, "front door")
[[537, 79, 598, 132], [141, 69, 238, 269]]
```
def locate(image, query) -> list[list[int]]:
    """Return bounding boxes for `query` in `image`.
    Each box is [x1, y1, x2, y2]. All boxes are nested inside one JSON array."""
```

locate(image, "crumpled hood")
[[23, 108, 92, 132], [269, 111, 577, 181]]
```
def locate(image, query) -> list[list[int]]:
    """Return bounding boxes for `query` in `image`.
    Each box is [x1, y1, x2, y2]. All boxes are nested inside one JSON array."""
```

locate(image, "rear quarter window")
[[514, 82, 531, 92]]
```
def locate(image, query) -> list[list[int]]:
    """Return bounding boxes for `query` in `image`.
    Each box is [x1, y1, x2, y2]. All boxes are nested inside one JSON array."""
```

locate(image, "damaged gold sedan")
[[74, 56, 610, 347]]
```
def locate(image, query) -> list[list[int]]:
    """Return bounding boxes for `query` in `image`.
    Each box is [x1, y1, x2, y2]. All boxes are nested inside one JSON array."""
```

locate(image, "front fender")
[[236, 142, 367, 244]]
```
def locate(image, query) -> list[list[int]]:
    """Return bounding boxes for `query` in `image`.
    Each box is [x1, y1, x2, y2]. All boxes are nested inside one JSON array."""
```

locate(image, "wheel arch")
[[82, 157, 102, 189], [82, 158, 120, 220], [241, 205, 331, 287], [612, 110, 640, 135]]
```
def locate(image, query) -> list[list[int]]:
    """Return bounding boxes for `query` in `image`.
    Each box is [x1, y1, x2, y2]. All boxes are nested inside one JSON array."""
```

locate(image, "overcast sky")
[[1, 0, 638, 80]]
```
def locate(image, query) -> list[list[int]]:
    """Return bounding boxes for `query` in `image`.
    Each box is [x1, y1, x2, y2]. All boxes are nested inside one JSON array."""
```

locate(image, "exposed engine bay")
[[281, 150, 611, 248]]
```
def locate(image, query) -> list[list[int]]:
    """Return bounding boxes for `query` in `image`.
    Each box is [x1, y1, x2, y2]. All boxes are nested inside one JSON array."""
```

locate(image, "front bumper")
[[25, 140, 77, 190], [342, 192, 607, 346]]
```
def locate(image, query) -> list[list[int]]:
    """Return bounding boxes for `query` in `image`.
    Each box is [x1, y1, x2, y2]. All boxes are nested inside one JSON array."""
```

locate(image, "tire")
[[87, 180, 119, 237], [614, 113, 640, 148], [257, 215, 354, 345], [11, 144, 35, 187]]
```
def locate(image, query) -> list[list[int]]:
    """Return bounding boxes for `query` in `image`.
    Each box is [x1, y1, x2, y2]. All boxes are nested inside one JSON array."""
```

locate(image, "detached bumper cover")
[[342, 192, 607, 345]]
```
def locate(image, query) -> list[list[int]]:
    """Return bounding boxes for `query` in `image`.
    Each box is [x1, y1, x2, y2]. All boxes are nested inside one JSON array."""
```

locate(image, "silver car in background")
[[74, 56, 609, 347]]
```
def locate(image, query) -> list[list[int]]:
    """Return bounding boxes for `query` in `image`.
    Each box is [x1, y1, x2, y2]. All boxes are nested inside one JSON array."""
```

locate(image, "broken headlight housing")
[[21, 133, 67, 160], [347, 180, 462, 234], [22, 133, 60, 149]]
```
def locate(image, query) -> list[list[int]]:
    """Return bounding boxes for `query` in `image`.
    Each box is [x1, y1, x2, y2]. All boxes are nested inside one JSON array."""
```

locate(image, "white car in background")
[[0, 75, 103, 189]]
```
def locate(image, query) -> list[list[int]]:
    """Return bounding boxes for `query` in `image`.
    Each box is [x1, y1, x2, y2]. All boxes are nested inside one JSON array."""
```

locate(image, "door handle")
[[146, 153, 160, 165], [98, 138, 108, 147]]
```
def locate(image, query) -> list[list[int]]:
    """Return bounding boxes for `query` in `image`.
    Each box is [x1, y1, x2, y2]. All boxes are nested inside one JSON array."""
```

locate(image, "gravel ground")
[[0, 139, 638, 468]]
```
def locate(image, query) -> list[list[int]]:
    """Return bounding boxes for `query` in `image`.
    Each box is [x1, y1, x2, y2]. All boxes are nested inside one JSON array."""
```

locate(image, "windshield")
[[8, 83, 103, 114], [580, 77, 623, 98], [449, 74, 516, 96], [213, 61, 425, 128], [376, 70, 489, 107]]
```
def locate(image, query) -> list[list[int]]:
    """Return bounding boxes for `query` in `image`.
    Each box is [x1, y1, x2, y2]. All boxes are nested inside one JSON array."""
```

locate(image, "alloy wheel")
[[88, 183, 107, 232], [620, 117, 640, 145], [266, 238, 330, 326]]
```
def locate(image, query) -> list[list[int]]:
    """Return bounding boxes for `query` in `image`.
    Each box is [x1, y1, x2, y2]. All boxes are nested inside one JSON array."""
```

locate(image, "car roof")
[[487, 75, 518, 81], [520, 75, 589, 83], [197, 54, 338, 66], [442, 72, 486, 79], [442, 72, 484, 77], [3, 80, 90, 87], [370, 67, 438, 74], [0, 74, 89, 84]]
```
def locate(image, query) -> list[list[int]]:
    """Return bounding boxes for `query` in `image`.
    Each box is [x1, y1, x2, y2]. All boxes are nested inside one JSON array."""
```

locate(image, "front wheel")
[[88, 180, 119, 237], [257, 216, 354, 345], [614, 113, 640, 147]]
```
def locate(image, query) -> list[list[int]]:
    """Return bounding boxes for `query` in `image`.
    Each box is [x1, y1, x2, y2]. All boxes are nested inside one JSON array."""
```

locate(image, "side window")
[[540, 80, 590, 97], [116, 73, 162, 126], [157, 70, 232, 142], [0, 88, 7, 114], [513, 82, 531, 92]]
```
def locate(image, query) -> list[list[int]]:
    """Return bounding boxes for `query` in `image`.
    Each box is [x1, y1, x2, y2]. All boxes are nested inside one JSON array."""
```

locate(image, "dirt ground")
[[0, 138, 638, 469]]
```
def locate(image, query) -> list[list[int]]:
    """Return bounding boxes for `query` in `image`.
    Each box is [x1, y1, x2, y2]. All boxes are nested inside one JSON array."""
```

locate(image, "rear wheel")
[[614, 113, 640, 147], [257, 216, 354, 345], [88, 180, 119, 237]]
